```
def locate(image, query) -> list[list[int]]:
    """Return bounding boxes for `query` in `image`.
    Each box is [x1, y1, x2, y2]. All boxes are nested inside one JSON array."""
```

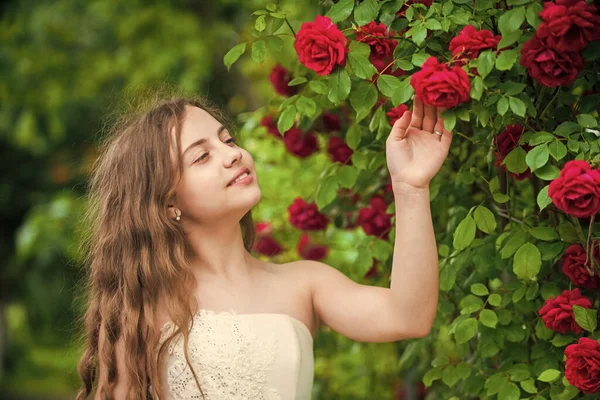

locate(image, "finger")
[[422, 103, 438, 133], [409, 96, 423, 130], [434, 109, 453, 143], [390, 110, 412, 140]]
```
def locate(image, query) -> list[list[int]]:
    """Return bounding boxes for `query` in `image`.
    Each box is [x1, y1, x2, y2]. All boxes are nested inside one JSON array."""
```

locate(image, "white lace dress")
[[157, 309, 314, 400]]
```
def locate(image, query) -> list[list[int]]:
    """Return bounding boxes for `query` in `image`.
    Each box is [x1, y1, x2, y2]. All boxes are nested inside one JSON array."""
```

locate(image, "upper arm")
[[97, 319, 130, 399], [303, 260, 430, 342]]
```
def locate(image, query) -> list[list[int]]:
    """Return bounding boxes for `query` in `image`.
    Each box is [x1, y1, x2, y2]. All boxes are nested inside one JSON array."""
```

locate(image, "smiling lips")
[[227, 167, 251, 187]]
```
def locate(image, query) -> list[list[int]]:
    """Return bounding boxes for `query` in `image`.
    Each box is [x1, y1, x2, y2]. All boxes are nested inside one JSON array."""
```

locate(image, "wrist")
[[391, 181, 430, 196]]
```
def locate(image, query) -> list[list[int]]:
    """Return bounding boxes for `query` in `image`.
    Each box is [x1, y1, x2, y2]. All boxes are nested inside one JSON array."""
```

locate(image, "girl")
[[75, 89, 452, 399]]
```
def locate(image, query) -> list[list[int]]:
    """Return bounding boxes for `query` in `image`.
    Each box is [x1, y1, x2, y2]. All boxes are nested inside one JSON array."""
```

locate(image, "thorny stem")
[[284, 16, 296, 37], [539, 88, 561, 120]]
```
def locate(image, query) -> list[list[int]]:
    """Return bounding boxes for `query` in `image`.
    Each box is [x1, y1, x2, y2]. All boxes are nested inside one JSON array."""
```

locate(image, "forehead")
[[177, 105, 222, 148]]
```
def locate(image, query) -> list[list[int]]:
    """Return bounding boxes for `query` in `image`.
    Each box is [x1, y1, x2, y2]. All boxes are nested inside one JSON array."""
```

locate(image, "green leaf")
[[346, 124, 364, 150], [296, 96, 317, 118], [548, 140, 567, 161], [498, 382, 521, 400], [328, 68, 351, 105], [288, 77, 307, 86], [499, 81, 527, 96], [477, 50, 495, 79], [497, 97, 509, 115], [377, 75, 402, 98], [277, 105, 296, 134], [266, 35, 284, 52], [255, 14, 267, 32], [326, 0, 355, 23], [480, 309, 498, 328], [350, 82, 378, 122], [395, 59, 413, 71], [513, 243, 542, 280], [223, 42, 247, 70], [534, 164, 560, 181], [471, 283, 489, 296], [498, 30, 523, 49], [525, 144, 549, 171], [498, 6, 525, 34], [488, 293, 502, 307], [392, 78, 414, 106], [411, 25, 428, 45], [572, 305, 598, 333], [439, 261, 456, 292], [315, 176, 339, 209], [509, 97, 526, 117], [442, 365, 460, 387], [500, 230, 528, 259], [442, 110, 457, 132], [424, 19, 442, 30], [371, 238, 393, 261], [411, 52, 430, 67], [512, 287, 526, 303], [528, 131, 556, 145], [453, 214, 476, 250], [455, 318, 478, 344], [529, 226, 558, 241], [309, 80, 328, 94], [520, 378, 537, 394], [471, 76, 484, 101], [526, 3, 543, 29], [496, 50, 518, 71], [577, 113, 598, 128], [473, 205, 497, 234], [537, 369, 561, 383], [354, 0, 380, 26], [503, 146, 528, 173], [348, 42, 378, 80], [423, 366, 443, 387]]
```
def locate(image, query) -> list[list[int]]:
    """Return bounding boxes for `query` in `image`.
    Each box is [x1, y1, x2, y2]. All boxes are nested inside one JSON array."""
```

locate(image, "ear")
[[167, 205, 178, 220]]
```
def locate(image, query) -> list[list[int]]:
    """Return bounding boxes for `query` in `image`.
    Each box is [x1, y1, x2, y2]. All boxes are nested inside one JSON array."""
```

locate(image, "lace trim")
[[159, 309, 280, 400]]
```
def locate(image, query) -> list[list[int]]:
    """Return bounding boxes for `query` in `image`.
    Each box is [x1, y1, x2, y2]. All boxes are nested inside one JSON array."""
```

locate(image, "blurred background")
[[0, 0, 421, 398]]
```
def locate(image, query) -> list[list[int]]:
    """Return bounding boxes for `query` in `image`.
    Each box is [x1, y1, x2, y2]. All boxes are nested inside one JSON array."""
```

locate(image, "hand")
[[385, 96, 453, 190]]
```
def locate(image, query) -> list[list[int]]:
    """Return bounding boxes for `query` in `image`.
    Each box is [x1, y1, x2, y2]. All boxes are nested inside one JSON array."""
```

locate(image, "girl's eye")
[[193, 138, 237, 164]]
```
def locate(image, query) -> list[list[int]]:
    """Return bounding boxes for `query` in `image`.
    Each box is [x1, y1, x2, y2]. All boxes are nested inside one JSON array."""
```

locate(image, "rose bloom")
[[387, 104, 409, 126], [538, 288, 593, 334], [260, 115, 283, 140], [288, 197, 329, 231], [449, 25, 501, 67], [294, 15, 348, 76], [548, 159, 600, 218], [327, 136, 353, 165], [537, 0, 600, 53], [355, 21, 397, 59], [254, 235, 284, 256], [410, 56, 471, 108], [297, 233, 328, 260], [564, 337, 600, 394], [520, 34, 584, 88], [282, 128, 319, 158], [494, 125, 533, 181], [357, 195, 393, 240], [562, 242, 600, 289], [269, 64, 299, 97], [321, 113, 341, 132]]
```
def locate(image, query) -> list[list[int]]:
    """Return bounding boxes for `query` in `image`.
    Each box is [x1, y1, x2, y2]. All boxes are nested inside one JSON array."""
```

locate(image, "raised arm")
[[307, 96, 452, 343]]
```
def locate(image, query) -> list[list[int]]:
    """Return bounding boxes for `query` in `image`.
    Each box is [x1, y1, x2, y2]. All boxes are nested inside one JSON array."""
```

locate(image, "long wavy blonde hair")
[[75, 87, 256, 399]]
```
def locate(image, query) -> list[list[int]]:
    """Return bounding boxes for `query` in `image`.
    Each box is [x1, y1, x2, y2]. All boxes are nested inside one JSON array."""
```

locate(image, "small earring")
[[174, 209, 181, 221]]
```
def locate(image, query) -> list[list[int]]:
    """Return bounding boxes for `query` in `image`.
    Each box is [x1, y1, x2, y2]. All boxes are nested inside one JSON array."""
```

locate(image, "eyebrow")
[[182, 125, 227, 158]]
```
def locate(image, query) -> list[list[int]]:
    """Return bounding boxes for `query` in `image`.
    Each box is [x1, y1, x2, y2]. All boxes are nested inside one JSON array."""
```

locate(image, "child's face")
[[170, 105, 261, 224]]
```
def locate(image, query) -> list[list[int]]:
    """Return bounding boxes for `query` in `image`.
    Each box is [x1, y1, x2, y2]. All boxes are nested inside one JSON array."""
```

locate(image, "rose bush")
[[226, 0, 600, 398]]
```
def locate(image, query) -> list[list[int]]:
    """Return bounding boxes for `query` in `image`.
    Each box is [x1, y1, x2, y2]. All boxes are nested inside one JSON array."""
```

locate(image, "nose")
[[225, 145, 242, 167]]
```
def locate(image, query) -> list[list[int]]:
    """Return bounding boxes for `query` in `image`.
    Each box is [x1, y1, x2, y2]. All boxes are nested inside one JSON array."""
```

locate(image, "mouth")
[[227, 168, 251, 187]]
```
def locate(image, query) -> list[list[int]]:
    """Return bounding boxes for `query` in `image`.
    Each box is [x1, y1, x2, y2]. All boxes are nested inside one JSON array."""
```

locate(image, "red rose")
[[254, 235, 284, 256], [282, 128, 319, 158], [548, 160, 600, 218], [269, 64, 299, 97], [538, 288, 593, 334], [537, 0, 600, 53], [410, 56, 471, 108], [321, 113, 341, 132], [294, 15, 348, 76], [288, 197, 329, 231], [564, 337, 600, 394], [370, 54, 406, 78], [520, 34, 584, 88], [260, 115, 283, 140], [387, 104, 409, 126], [355, 21, 397, 59], [494, 125, 533, 180], [298, 233, 329, 260], [562, 242, 600, 289], [449, 25, 501, 67], [327, 136, 353, 165], [256, 221, 274, 235], [357, 195, 393, 240]]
